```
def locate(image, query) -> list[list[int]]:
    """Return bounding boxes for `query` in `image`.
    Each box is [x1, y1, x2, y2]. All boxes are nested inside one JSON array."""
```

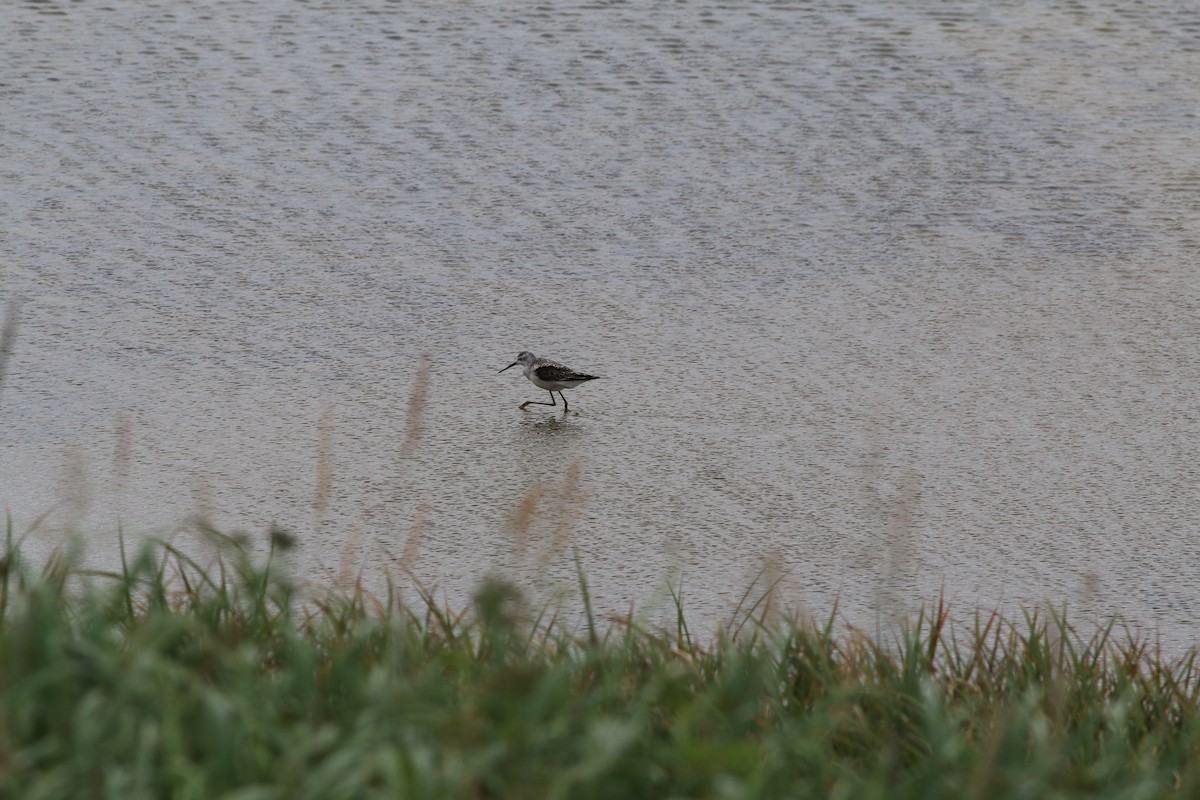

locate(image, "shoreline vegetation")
[[0, 526, 1198, 799]]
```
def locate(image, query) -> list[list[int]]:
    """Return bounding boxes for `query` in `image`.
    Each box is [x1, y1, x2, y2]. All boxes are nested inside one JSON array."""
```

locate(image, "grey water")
[[2, 1, 1199, 646]]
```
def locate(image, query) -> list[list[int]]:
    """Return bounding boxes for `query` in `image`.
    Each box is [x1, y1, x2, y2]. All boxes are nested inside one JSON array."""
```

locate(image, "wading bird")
[[498, 351, 602, 412]]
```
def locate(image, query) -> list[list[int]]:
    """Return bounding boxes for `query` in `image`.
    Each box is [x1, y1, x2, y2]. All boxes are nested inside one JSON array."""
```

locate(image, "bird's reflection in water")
[[510, 412, 588, 490]]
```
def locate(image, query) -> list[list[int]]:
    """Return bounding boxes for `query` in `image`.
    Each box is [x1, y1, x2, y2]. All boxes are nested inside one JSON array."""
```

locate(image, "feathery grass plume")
[[504, 465, 589, 576], [57, 444, 91, 534], [509, 481, 546, 559], [399, 353, 430, 459], [399, 502, 427, 574], [540, 458, 590, 570], [0, 298, 18, 404], [113, 410, 132, 492], [335, 507, 369, 590]]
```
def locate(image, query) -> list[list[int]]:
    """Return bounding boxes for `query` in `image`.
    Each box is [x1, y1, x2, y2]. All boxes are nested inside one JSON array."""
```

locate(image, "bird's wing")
[[535, 363, 599, 383]]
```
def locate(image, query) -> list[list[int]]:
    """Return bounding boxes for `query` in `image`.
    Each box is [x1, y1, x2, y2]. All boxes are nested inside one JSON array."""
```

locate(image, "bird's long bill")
[[498, 361, 518, 374]]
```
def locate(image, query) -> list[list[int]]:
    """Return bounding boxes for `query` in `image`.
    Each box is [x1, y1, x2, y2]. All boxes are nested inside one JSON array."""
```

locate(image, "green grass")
[[0, 524, 1198, 799]]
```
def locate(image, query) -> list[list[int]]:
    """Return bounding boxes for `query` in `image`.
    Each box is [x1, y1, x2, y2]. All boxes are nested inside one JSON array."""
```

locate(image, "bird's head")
[[499, 351, 536, 373]]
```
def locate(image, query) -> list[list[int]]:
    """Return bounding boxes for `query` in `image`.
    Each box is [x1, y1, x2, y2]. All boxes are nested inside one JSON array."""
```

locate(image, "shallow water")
[[2, 1, 1199, 645]]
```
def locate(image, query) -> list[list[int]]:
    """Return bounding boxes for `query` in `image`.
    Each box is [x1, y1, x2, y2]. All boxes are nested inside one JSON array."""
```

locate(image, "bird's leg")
[[559, 392, 569, 412], [519, 391, 558, 411]]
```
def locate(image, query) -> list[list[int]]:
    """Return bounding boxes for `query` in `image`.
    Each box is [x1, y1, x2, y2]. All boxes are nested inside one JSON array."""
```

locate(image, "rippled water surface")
[[2, 1, 1199, 643]]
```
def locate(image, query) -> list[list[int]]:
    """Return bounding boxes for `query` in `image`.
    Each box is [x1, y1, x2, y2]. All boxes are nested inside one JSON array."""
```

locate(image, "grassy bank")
[[0, 529, 1197, 799]]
